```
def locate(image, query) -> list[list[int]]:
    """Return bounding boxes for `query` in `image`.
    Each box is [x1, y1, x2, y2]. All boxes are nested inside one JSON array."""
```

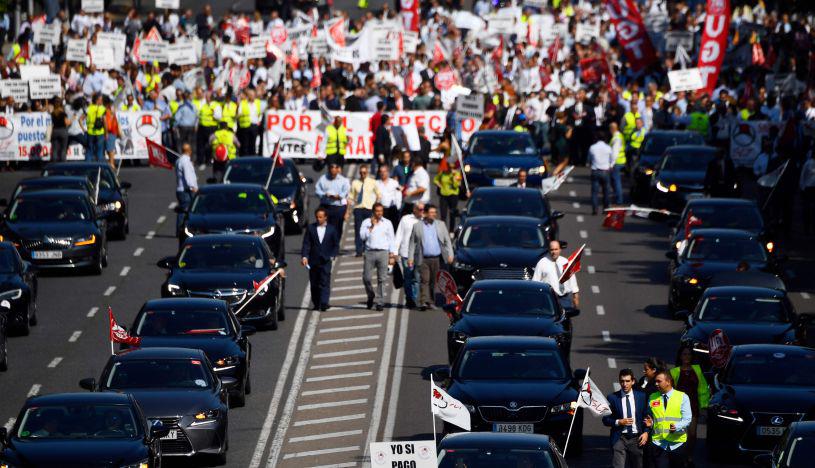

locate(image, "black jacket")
[[301, 223, 340, 265]]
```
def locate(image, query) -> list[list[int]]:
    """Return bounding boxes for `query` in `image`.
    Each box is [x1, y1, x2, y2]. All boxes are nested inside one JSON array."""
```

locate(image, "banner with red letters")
[[603, 0, 658, 72], [697, 0, 730, 96]]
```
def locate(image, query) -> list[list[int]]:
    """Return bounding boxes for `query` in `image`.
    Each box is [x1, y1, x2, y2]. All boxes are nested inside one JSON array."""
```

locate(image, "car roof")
[[13, 189, 90, 199], [471, 187, 543, 198], [199, 183, 268, 193], [664, 145, 719, 154], [461, 215, 543, 226], [26, 392, 133, 406], [114, 347, 207, 360], [141, 298, 228, 311], [686, 198, 758, 208], [471, 130, 527, 138], [471, 279, 555, 292], [45, 162, 113, 170], [689, 228, 756, 239], [183, 233, 264, 245], [464, 336, 559, 350], [702, 286, 786, 297], [439, 432, 552, 450], [18, 176, 90, 185], [731, 344, 815, 357]]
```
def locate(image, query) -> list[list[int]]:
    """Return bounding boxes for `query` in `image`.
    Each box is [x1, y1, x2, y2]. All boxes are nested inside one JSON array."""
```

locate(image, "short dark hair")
[[424, 204, 437, 213], [655, 370, 674, 387], [644, 357, 666, 373], [315, 207, 327, 217], [372, 202, 384, 211], [619, 369, 635, 380]]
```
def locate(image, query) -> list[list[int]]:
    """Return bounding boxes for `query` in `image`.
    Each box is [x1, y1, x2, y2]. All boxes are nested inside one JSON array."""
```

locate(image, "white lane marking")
[[320, 324, 382, 333], [313, 348, 378, 359], [596, 305, 606, 316], [308, 463, 357, 468], [317, 335, 379, 346], [146, 230, 156, 239], [69, 331, 82, 342], [294, 414, 366, 427], [330, 294, 370, 301], [579, 230, 588, 239], [305, 372, 373, 383], [283, 446, 360, 460], [334, 277, 361, 283], [27, 384, 41, 397], [301, 385, 370, 396], [297, 399, 368, 410], [572, 202, 580, 209], [607, 358, 617, 368], [602, 331, 611, 342], [119, 266, 131, 277], [87, 307, 99, 318], [585, 248, 592, 256], [613, 383, 621, 392], [47, 357, 63, 368], [103, 286, 116, 296], [156, 215, 166, 224], [322, 313, 383, 322], [569, 190, 577, 197], [310, 360, 375, 370], [591, 285, 600, 294], [576, 215, 584, 223], [802, 292, 811, 300], [289, 430, 363, 443], [3, 418, 15, 431], [342, 259, 364, 266], [133, 247, 144, 257], [335, 268, 364, 275], [383, 302, 410, 442], [587, 265, 596, 274], [168, 202, 178, 210], [332, 284, 366, 292], [567, 177, 574, 183]]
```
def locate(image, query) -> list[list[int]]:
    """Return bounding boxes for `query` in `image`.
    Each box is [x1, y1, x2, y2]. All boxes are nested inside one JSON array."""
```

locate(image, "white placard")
[[455, 93, 484, 120], [575, 21, 600, 44], [369, 26, 400, 61], [139, 40, 168, 62], [90, 45, 116, 70], [29, 75, 62, 100], [245, 37, 268, 60], [370, 441, 436, 468], [308, 32, 328, 57], [664, 31, 694, 53], [0, 80, 29, 102], [524, 0, 548, 7], [82, 0, 104, 13], [220, 44, 245, 63], [167, 43, 198, 65], [667, 68, 704, 92], [155, 0, 180, 8], [33, 23, 61, 46], [403, 31, 419, 54], [19, 65, 50, 81], [66, 39, 88, 63], [487, 15, 515, 34], [97, 32, 127, 66]]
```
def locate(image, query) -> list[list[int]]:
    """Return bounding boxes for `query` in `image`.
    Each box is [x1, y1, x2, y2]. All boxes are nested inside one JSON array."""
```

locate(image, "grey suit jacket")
[[407, 219, 454, 266]]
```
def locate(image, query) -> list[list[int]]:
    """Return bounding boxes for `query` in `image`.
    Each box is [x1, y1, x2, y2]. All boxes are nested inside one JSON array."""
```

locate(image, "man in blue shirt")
[[174, 143, 198, 236], [173, 91, 197, 155], [315, 163, 350, 234], [143, 89, 173, 147]]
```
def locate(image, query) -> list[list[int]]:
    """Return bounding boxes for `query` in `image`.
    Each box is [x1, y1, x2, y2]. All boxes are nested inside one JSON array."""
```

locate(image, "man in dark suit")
[[301, 207, 340, 311], [602, 369, 650, 468], [510, 168, 529, 188]]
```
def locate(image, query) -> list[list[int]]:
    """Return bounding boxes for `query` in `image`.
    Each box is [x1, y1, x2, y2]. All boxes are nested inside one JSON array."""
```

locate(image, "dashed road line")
[[168, 202, 178, 210], [334, 277, 361, 283], [133, 247, 144, 256], [585, 248, 592, 256], [103, 286, 116, 296], [27, 384, 41, 397], [297, 399, 368, 411], [313, 348, 378, 359], [146, 230, 156, 239], [607, 358, 617, 368], [332, 284, 366, 292], [579, 230, 588, 239], [294, 414, 366, 427], [289, 430, 363, 444], [310, 360, 375, 370], [587, 265, 596, 274], [301, 385, 370, 396], [596, 305, 606, 316], [591, 285, 600, 294], [569, 190, 577, 197], [156, 215, 166, 224], [305, 372, 373, 383], [47, 357, 63, 368], [602, 331, 611, 342], [283, 446, 360, 460], [567, 177, 574, 183], [317, 335, 379, 346], [119, 266, 131, 277], [68, 330, 82, 342], [576, 215, 584, 223], [87, 307, 99, 318], [335, 269, 364, 275], [320, 324, 382, 333], [322, 313, 383, 322], [572, 202, 580, 209], [802, 292, 811, 300]]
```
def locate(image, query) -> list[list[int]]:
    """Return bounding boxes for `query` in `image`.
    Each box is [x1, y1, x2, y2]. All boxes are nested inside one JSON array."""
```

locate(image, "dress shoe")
[[367, 296, 374, 309], [376, 305, 384, 311]]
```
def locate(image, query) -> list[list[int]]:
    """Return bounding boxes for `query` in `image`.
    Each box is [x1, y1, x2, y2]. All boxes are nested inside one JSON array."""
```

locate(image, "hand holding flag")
[[559, 243, 585, 284], [108, 307, 140, 352]]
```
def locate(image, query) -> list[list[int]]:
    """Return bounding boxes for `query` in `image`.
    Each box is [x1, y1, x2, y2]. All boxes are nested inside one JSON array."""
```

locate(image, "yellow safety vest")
[[739, 108, 752, 121], [221, 101, 238, 130], [144, 73, 161, 93], [11, 43, 26, 64], [622, 111, 640, 141], [238, 100, 252, 128], [213, 129, 237, 160], [325, 125, 347, 156], [198, 101, 217, 127], [169, 100, 179, 116], [630, 129, 646, 150], [648, 390, 689, 445], [86, 104, 107, 136], [611, 131, 626, 165], [622, 90, 645, 102], [670, 365, 710, 409], [513, 124, 527, 133], [119, 103, 141, 112], [192, 99, 203, 112]]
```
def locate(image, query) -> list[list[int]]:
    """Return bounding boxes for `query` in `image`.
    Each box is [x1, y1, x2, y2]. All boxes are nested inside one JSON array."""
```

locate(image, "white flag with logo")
[[430, 376, 471, 431], [577, 370, 612, 417]]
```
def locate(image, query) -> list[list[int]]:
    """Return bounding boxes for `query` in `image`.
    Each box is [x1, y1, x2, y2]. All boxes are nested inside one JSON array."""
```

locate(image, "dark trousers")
[[177, 127, 195, 154], [439, 194, 458, 231], [322, 204, 346, 236], [353, 208, 372, 255], [612, 434, 644, 468], [196, 126, 215, 165], [175, 190, 192, 236], [309, 261, 331, 308], [804, 187, 815, 234], [649, 443, 686, 468], [237, 126, 257, 156], [419, 256, 441, 307], [212, 160, 226, 183], [591, 169, 611, 213], [51, 128, 69, 162], [325, 153, 344, 168], [384, 205, 399, 229]]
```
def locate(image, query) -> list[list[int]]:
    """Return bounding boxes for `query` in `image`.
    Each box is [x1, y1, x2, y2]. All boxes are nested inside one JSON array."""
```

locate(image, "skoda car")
[[706, 345, 815, 461], [81, 347, 231, 463], [181, 184, 284, 261], [649, 145, 720, 212], [43, 162, 131, 239], [158, 234, 285, 329], [447, 280, 578, 363], [458, 187, 563, 241], [0, 392, 163, 467], [669, 198, 768, 255], [124, 298, 254, 407], [463, 131, 546, 187], [438, 432, 567, 467], [437, 336, 584, 455], [0, 190, 108, 274], [222, 157, 311, 233], [0, 243, 37, 335], [630, 130, 704, 201]]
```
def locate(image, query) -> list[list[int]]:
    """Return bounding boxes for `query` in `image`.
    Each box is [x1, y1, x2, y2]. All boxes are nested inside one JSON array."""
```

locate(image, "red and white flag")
[[435, 270, 463, 310], [432, 40, 449, 65], [559, 243, 585, 284], [327, 18, 346, 47], [145, 138, 175, 170], [684, 210, 703, 238], [431, 376, 471, 431], [697, 0, 730, 95], [236, 270, 283, 315], [604, 0, 658, 72], [708, 328, 732, 368], [603, 210, 626, 230], [577, 369, 612, 416], [109, 307, 141, 347], [310, 61, 322, 89]]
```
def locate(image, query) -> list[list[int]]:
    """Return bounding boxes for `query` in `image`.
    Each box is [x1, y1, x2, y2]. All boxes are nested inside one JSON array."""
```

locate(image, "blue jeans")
[[176, 190, 192, 235], [590, 169, 611, 213], [86, 134, 105, 162], [401, 257, 419, 304], [611, 164, 625, 205], [558, 294, 574, 310]]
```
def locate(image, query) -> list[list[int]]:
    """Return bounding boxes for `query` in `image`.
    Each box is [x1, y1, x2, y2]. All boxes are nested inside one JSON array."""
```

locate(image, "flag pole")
[[563, 366, 590, 457], [761, 160, 789, 212], [430, 376, 438, 449], [234, 270, 281, 315], [94, 167, 101, 204], [265, 140, 281, 189]]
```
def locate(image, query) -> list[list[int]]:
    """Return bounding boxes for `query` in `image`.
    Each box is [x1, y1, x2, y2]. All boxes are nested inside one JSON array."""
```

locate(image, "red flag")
[[286, 41, 300, 70], [434, 67, 456, 91], [559, 244, 585, 284], [697, 0, 730, 95], [109, 307, 141, 347], [684, 210, 703, 238], [708, 328, 732, 368], [603, 0, 658, 72], [252, 272, 279, 294], [435, 270, 463, 318], [146, 138, 174, 170], [548, 35, 561, 62], [310, 61, 322, 89], [602, 210, 626, 230], [328, 18, 346, 47], [400, 0, 420, 32], [432, 40, 448, 65]]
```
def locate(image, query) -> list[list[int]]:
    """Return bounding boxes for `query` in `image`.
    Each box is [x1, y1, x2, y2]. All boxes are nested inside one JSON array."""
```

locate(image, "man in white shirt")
[[403, 159, 430, 215], [531, 240, 579, 309], [377, 165, 402, 227], [360, 203, 397, 311], [588, 132, 615, 215], [394, 202, 424, 308]]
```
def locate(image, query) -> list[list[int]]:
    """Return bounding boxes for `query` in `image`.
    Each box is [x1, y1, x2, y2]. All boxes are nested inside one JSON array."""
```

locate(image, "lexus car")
[[7, 175, 94, 201], [669, 198, 769, 255], [437, 432, 568, 467], [158, 234, 286, 329], [181, 184, 284, 261], [755, 421, 815, 467], [450, 216, 551, 293], [222, 157, 311, 233], [124, 298, 254, 407], [706, 344, 815, 461], [0, 190, 108, 274], [649, 145, 720, 212], [0, 242, 37, 335], [43, 162, 131, 239], [463, 131, 546, 187], [458, 187, 563, 241], [0, 392, 164, 467], [437, 336, 584, 455], [81, 347, 231, 463], [630, 130, 704, 201], [446, 280, 578, 363]]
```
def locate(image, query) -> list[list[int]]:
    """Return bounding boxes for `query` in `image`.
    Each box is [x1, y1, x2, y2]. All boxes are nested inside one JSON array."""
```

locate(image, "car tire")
[[28, 298, 37, 327], [277, 287, 286, 322], [0, 330, 8, 371], [15, 310, 31, 336], [244, 369, 252, 395], [231, 386, 246, 408]]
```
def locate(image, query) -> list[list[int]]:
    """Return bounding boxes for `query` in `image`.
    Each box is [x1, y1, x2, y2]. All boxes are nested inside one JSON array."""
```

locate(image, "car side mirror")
[[753, 453, 773, 467], [241, 325, 256, 336], [206, 177, 218, 184], [79, 377, 96, 391], [274, 260, 287, 269], [551, 211, 565, 220], [665, 251, 678, 260], [432, 366, 451, 382], [565, 308, 580, 318], [220, 376, 238, 391], [156, 257, 175, 270], [119, 181, 132, 190], [150, 420, 169, 440]]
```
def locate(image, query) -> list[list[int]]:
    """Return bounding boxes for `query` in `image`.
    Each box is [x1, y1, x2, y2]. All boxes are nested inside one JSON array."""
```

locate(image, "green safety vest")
[[120, 103, 141, 112], [739, 108, 752, 121], [238, 100, 261, 128], [630, 129, 646, 150], [213, 129, 236, 160], [86, 104, 106, 136], [688, 112, 710, 136], [648, 390, 689, 445], [611, 131, 626, 165], [325, 125, 347, 156], [169, 100, 179, 116], [670, 365, 710, 409], [198, 101, 217, 127]]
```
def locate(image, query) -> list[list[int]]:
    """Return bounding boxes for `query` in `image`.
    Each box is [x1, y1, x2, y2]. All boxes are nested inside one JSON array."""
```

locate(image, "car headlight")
[[0, 289, 22, 301], [550, 401, 576, 415], [528, 165, 546, 175], [74, 234, 96, 246], [452, 331, 468, 344], [214, 356, 240, 370], [452, 261, 473, 270], [464, 164, 471, 173], [715, 406, 743, 423], [765, 241, 774, 253], [656, 181, 669, 193], [121, 461, 149, 468], [260, 226, 276, 238], [685, 277, 700, 285], [191, 409, 220, 426], [102, 201, 123, 212], [166, 283, 182, 295]]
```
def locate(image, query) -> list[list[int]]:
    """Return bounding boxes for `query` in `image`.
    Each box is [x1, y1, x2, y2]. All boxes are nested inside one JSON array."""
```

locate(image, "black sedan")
[[458, 187, 563, 241], [649, 145, 720, 212], [158, 234, 286, 329], [0, 190, 108, 274], [124, 298, 254, 407], [630, 130, 704, 201], [0, 299, 7, 371], [446, 280, 577, 363], [0, 392, 164, 467], [81, 347, 231, 463], [0, 243, 37, 336], [222, 157, 311, 233], [436, 336, 584, 455], [7, 175, 94, 201], [181, 183, 284, 261], [680, 286, 806, 366], [666, 228, 779, 314], [43, 162, 131, 239], [438, 432, 567, 467], [450, 216, 550, 293], [706, 344, 815, 461], [463, 131, 547, 187], [669, 198, 768, 254], [756, 421, 815, 467]]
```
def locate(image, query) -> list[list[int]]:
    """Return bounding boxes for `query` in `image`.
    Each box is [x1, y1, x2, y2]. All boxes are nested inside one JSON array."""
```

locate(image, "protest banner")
[[402, 31, 419, 54], [67, 39, 88, 63], [664, 31, 694, 53], [729, 120, 781, 168], [455, 93, 484, 120], [29, 75, 62, 100], [139, 40, 168, 62], [156, 0, 180, 8], [90, 45, 117, 70], [97, 32, 127, 66], [668, 68, 705, 92], [82, 0, 104, 13], [604, 0, 658, 71], [245, 37, 268, 59], [33, 23, 61, 46], [167, 43, 198, 65], [575, 21, 600, 44], [19, 65, 49, 81], [487, 14, 515, 35], [369, 441, 436, 468], [64, 111, 162, 161], [697, 0, 731, 95], [0, 80, 30, 103], [0, 113, 53, 161]]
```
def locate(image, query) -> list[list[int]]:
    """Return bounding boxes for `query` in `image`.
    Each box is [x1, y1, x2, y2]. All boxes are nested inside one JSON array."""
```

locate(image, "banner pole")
[[430, 376, 438, 449], [234, 270, 281, 315], [563, 366, 589, 457]]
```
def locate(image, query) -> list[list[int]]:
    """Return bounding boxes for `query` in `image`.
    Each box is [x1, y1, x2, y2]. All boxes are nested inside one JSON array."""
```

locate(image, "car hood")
[[686, 321, 794, 345], [3, 439, 147, 467], [721, 385, 815, 414], [655, 170, 706, 187], [457, 247, 546, 269], [6, 222, 96, 240], [449, 380, 576, 407], [676, 261, 770, 281], [112, 389, 220, 418], [186, 213, 272, 233], [98, 188, 120, 205], [465, 155, 542, 169], [455, 314, 563, 337], [171, 270, 269, 290], [137, 336, 242, 361]]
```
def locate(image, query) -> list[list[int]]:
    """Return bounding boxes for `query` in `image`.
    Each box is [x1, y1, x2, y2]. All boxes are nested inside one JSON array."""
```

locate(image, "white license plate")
[[493, 178, 515, 186], [31, 250, 62, 259], [757, 426, 785, 436], [161, 429, 178, 440], [493, 423, 534, 433]]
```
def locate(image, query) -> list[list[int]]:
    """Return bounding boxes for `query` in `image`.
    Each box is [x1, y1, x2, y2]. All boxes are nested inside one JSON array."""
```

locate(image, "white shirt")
[[359, 218, 397, 254], [377, 177, 402, 209], [618, 390, 639, 434], [316, 225, 326, 243], [589, 141, 615, 171], [531, 256, 579, 296], [395, 213, 421, 258], [405, 167, 431, 204]]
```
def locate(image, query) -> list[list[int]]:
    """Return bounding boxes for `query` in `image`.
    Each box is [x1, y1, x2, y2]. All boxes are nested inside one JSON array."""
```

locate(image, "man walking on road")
[[347, 164, 381, 257], [645, 370, 692, 468], [531, 240, 580, 309], [407, 204, 454, 311], [301, 207, 340, 311], [589, 132, 614, 215], [360, 203, 397, 311], [316, 163, 350, 235], [603, 369, 650, 468], [402, 159, 430, 217], [395, 202, 423, 309], [174, 143, 198, 237]]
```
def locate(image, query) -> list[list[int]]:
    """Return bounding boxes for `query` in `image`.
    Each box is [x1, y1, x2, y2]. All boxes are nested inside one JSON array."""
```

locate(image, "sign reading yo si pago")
[[369, 441, 436, 468]]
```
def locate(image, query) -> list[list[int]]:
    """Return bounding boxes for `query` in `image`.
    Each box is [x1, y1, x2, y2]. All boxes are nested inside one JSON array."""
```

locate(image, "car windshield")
[[466, 194, 548, 218], [469, 134, 537, 156], [14, 181, 88, 199], [457, 349, 567, 380], [8, 197, 92, 222], [642, 134, 704, 156], [438, 448, 555, 468], [0, 249, 19, 273], [191, 190, 270, 214], [16, 404, 140, 439], [660, 151, 717, 171], [105, 358, 212, 390], [697, 296, 787, 322], [685, 237, 766, 262], [461, 225, 545, 249], [44, 167, 116, 190], [177, 241, 266, 270], [135, 309, 232, 336], [786, 438, 815, 466], [224, 161, 296, 185], [465, 289, 557, 317], [682, 205, 764, 231], [726, 351, 815, 386]]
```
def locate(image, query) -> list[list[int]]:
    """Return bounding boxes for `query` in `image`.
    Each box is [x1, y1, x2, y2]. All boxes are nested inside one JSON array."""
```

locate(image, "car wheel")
[[91, 254, 104, 275], [666, 288, 678, 317], [231, 386, 246, 408], [15, 309, 30, 336], [277, 287, 286, 321], [244, 369, 252, 395], [101, 243, 109, 267], [28, 298, 37, 327], [266, 306, 279, 331], [0, 330, 8, 371]]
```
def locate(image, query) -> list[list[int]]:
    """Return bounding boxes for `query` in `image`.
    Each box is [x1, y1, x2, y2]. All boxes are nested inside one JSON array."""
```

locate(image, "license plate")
[[757, 426, 785, 436], [161, 430, 178, 440], [493, 423, 534, 433], [31, 250, 62, 259], [493, 178, 515, 186]]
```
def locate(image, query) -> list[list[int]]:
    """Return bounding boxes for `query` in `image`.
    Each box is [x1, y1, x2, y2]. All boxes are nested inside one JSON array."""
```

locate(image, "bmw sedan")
[[630, 130, 704, 201], [158, 234, 286, 329], [0, 190, 108, 274], [458, 187, 563, 241], [649, 145, 720, 212], [669, 198, 768, 254], [81, 347, 231, 463], [437, 336, 584, 455], [463, 131, 547, 187], [438, 432, 568, 467], [0, 243, 37, 335], [446, 280, 578, 363], [125, 298, 254, 407], [0, 392, 163, 467], [707, 345, 815, 461]]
